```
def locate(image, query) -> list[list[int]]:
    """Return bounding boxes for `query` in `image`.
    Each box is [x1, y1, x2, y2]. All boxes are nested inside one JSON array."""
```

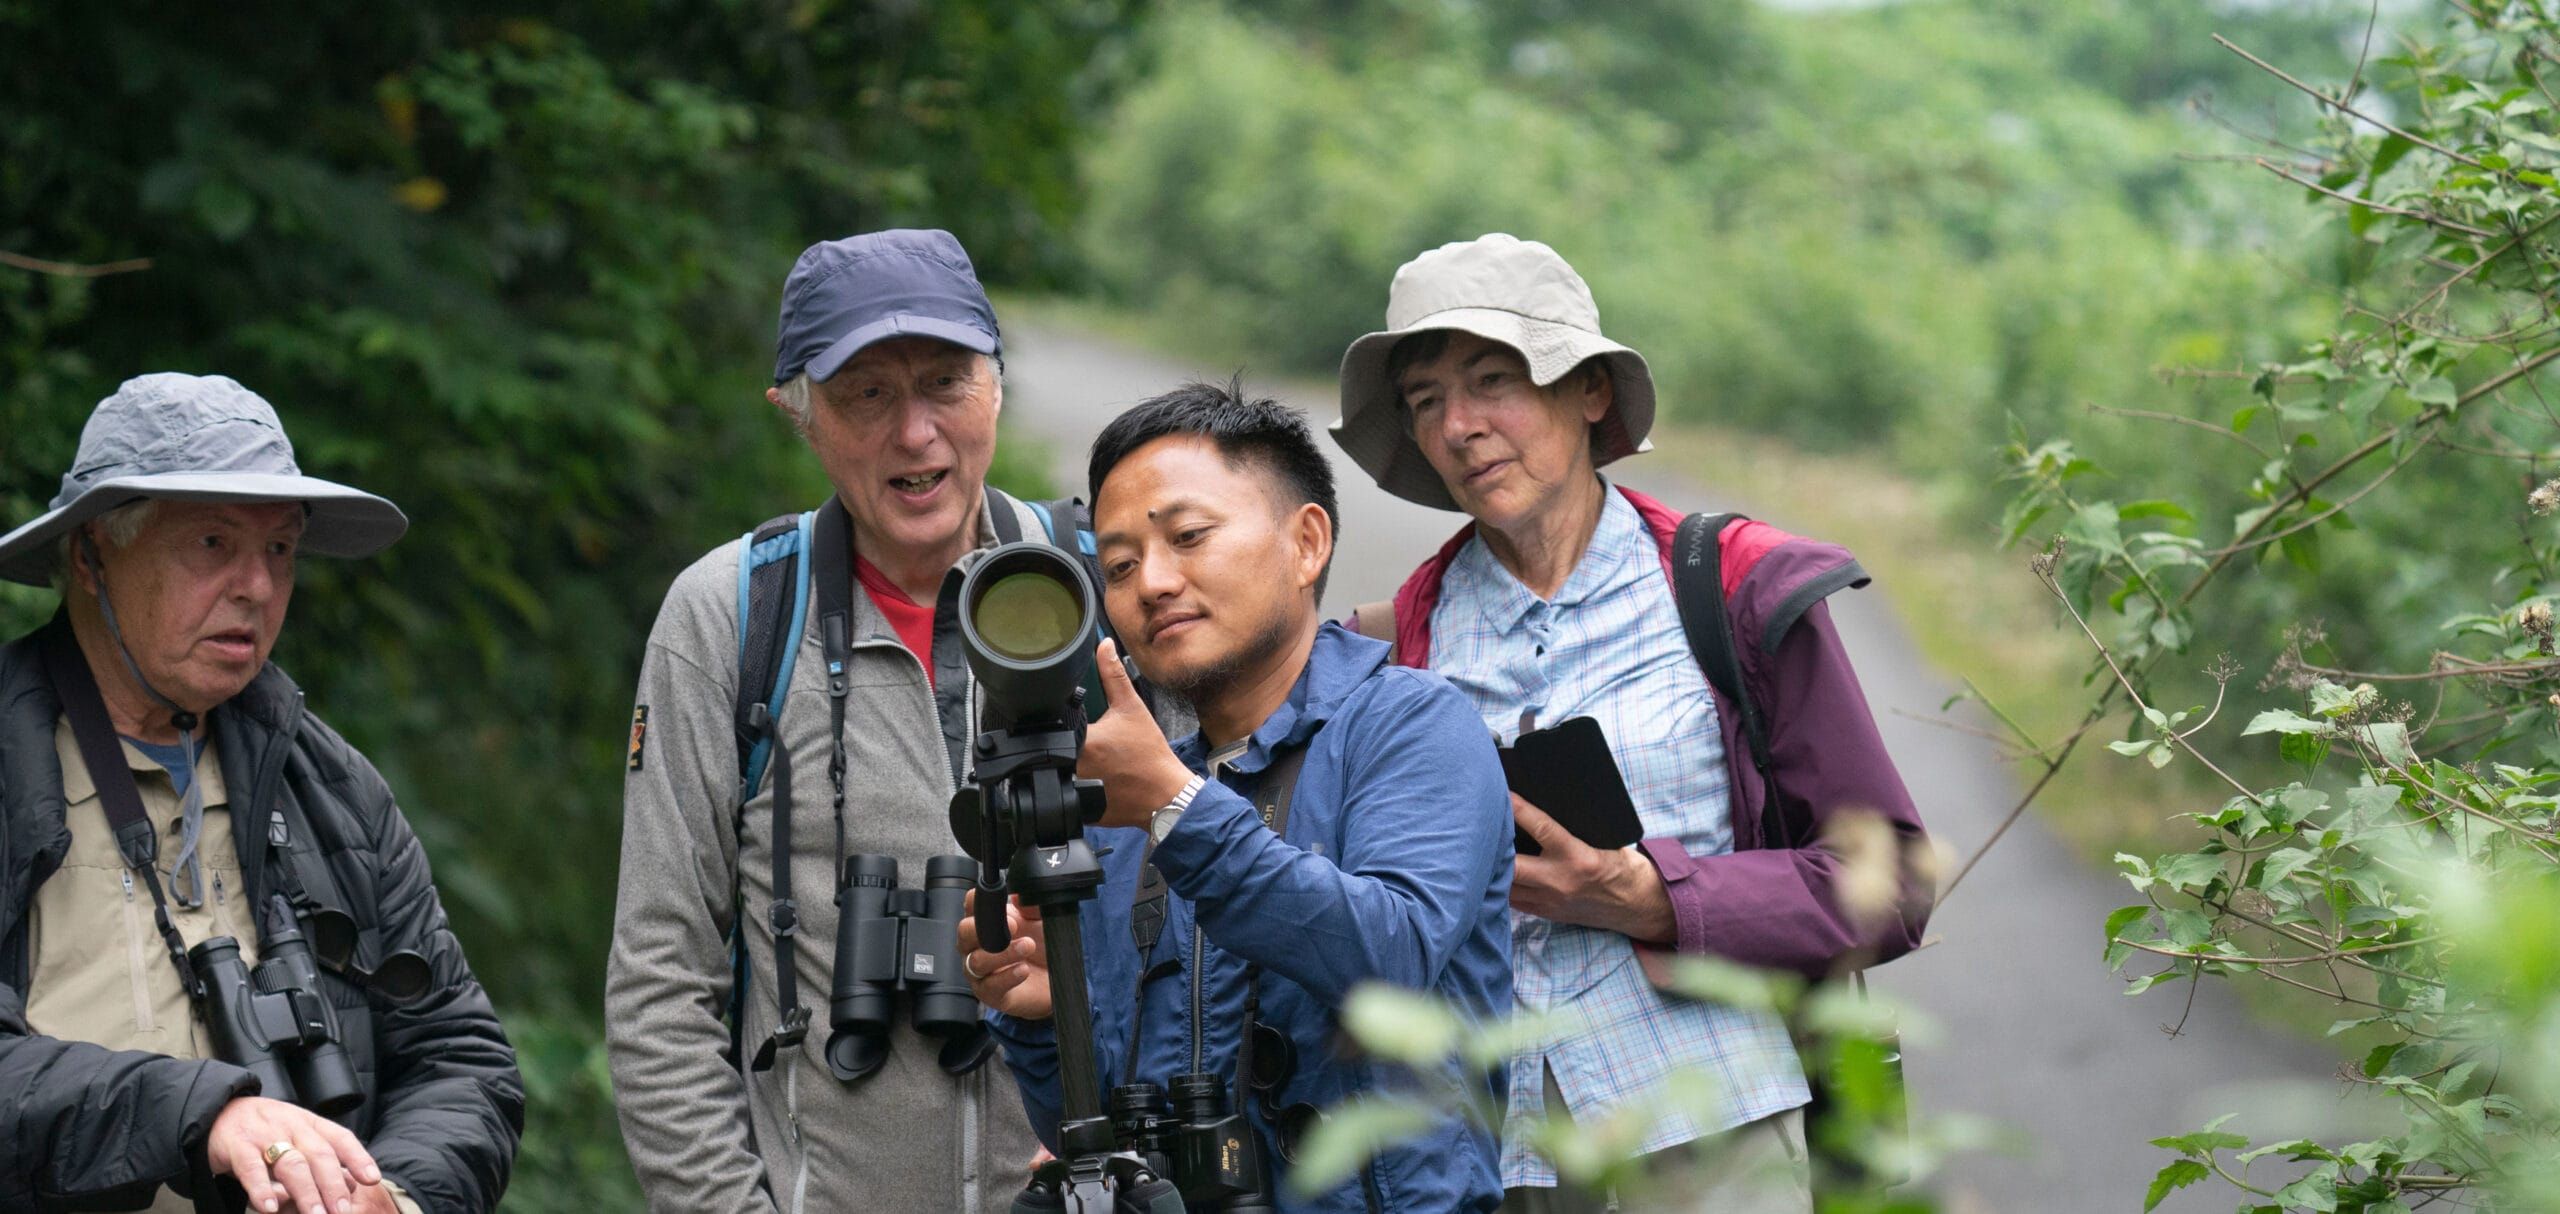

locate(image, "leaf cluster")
[[0, 2, 1138, 1203], [2008, 5, 2560, 1208]]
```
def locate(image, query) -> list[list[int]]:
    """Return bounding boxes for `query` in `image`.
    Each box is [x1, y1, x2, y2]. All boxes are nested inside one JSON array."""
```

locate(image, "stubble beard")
[[1149, 601, 1297, 713]]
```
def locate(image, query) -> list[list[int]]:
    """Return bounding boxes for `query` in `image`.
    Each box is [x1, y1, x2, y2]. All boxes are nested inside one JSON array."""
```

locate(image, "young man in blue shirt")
[[965, 380, 1514, 1211]]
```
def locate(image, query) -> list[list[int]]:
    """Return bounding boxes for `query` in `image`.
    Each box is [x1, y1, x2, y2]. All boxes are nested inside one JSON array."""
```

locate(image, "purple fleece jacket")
[[1383, 484, 1933, 980]]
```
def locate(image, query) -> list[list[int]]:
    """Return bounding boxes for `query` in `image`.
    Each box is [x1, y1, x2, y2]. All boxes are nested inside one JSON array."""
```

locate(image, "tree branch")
[[0, 250, 153, 278], [2216, 34, 2495, 174]]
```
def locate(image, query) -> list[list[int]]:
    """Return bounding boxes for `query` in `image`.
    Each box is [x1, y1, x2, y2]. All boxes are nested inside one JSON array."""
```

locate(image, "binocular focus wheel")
[[825, 1030, 889, 1083]]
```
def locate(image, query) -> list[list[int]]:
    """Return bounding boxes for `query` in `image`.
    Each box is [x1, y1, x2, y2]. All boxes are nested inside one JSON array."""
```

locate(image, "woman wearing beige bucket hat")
[[1334, 235, 1933, 1211]]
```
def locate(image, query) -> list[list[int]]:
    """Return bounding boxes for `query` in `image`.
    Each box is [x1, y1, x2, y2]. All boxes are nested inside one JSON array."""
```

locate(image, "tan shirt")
[[27, 718, 419, 1214], [27, 718, 253, 1058]]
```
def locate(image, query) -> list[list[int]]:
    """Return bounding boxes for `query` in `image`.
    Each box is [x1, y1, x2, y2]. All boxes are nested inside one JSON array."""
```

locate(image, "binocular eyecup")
[[1104, 1074, 1275, 1211], [825, 854, 990, 1082]]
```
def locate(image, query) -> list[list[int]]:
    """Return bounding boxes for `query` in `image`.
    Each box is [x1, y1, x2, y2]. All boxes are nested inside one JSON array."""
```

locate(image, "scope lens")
[[973, 570, 1084, 661]]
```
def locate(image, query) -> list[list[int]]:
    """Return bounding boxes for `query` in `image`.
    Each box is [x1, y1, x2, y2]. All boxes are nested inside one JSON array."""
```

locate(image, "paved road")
[[1002, 322, 2357, 1212]]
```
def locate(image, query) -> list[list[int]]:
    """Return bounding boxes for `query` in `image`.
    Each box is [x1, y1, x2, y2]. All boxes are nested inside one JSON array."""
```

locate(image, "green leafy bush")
[[2009, 6, 2560, 1206], [2, 3, 1121, 1203]]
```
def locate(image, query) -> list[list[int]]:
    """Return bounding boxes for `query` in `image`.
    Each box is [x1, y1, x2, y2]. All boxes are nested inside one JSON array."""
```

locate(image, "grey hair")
[[49, 498, 159, 592], [775, 373, 817, 436]]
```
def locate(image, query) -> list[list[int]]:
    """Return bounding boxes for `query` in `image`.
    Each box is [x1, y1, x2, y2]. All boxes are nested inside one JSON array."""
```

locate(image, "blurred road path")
[[1004, 320, 2352, 1212]]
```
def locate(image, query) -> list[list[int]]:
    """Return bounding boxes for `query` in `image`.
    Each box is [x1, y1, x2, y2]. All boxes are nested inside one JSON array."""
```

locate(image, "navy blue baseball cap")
[[772, 229, 1001, 385]]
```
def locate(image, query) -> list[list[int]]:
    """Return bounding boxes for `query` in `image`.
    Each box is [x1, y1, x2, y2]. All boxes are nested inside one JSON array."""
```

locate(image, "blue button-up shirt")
[[1429, 485, 1807, 1187]]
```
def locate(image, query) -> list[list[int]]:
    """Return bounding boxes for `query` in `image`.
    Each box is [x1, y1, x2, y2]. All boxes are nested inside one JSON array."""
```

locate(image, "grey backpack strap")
[[1671, 512, 1788, 850], [985, 484, 1025, 545], [1350, 600, 1396, 650]]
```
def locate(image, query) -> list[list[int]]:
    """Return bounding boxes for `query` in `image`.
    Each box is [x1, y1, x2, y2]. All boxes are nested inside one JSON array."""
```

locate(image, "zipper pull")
[[121, 870, 136, 901]]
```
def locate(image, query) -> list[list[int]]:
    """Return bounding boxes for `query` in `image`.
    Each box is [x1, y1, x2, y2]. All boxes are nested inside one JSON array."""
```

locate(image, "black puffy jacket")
[[0, 620, 524, 1212]]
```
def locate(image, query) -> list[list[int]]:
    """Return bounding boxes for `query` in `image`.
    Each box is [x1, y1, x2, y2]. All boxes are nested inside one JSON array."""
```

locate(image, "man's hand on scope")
[[961, 889, 1053, 1020], [1079, 638, 1193, 829], [207, 1094, 384, 1214]]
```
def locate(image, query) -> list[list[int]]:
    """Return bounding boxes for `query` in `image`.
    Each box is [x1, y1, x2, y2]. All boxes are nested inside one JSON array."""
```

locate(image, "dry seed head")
[[2030, 535, 2064, 579], [2532, 479, 2560, 516], [1819, 809, 1903, 935]]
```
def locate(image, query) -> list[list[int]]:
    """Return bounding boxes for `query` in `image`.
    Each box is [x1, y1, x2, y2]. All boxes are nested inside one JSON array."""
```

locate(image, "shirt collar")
[[52, 715, 230, 808]]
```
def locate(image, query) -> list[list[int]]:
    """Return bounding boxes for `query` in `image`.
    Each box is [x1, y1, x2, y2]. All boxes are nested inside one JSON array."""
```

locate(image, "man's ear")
[[1292, 502, 1334, 594], [66, 526, 102, 597]]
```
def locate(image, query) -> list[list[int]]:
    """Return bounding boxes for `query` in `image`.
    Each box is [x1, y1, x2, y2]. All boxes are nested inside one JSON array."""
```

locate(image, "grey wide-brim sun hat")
[[1332, 233, 1657, 512], [0, 373, 408, 586]]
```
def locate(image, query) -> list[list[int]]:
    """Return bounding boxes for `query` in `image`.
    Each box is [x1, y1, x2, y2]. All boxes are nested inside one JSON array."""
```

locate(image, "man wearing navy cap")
[[607, 230, 1051, 1212]]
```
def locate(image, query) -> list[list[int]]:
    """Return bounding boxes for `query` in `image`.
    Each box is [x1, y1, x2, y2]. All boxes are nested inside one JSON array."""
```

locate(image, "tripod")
[[955, 714, 1186, 1214]]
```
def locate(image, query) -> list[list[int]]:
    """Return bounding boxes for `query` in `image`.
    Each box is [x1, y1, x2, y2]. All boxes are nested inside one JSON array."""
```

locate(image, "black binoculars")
[[1106, 1074, 1276, 1212], [188, 896, 363, 1116], [826, 853, 986, 1081]]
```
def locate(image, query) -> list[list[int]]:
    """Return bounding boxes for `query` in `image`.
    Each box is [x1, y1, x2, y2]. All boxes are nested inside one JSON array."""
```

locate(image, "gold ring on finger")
[[261, 1141, 301, 1167]]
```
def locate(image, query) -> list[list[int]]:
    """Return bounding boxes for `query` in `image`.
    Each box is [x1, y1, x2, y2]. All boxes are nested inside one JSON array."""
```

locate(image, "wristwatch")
[[1149, 775, 1207, 844]]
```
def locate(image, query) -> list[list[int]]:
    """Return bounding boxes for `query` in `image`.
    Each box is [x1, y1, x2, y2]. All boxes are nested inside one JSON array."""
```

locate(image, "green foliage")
[[2009, 5, 2560, 1206], [1298, 962, 1971, 1210], [1078, 0, 2356, 462], [1, 2, 1123, 1204]]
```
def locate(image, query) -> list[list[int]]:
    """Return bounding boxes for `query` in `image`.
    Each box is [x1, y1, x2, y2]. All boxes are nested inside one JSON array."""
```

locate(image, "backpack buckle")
[[774, 1004, 811, 1047], [769, 898, 800, 937]]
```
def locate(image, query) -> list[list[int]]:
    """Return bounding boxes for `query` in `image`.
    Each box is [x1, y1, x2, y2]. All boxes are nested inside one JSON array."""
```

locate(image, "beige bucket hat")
[[1331, 233, 1656, 511]]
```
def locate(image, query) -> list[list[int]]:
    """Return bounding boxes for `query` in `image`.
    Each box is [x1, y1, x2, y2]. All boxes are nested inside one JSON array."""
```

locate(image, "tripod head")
[[946, 541, 1114, 945], [946, 542, 1189, 1213]]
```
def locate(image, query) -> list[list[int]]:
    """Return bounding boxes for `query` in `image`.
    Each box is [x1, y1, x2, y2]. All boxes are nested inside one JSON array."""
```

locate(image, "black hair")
[[1087, 376, 1339, 601]]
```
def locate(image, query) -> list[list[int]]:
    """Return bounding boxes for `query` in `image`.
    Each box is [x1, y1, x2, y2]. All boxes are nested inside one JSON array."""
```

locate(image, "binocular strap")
[[1120, 745, 1308, 1111], [42, 622, 206, 1003]]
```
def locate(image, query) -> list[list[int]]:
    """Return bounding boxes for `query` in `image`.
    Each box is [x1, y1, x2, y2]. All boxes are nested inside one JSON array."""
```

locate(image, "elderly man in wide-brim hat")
[[0, 374, 522, 1214], [1335, 235, 1935, 1211]]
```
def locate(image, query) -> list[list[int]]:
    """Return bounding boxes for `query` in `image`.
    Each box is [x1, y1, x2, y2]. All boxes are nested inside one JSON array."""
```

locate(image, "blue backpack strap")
[[1025, 496, 1096, 557], [737, 511, 818, 797], [723, 507, 817, 1070]]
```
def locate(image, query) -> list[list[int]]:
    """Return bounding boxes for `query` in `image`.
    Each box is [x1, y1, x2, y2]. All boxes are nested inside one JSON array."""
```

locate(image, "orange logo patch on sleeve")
[[628, 705, 649, 771]]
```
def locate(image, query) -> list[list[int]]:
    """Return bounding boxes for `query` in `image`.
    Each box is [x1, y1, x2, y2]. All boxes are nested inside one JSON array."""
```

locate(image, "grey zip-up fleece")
[[607, 495, 1048, 1214]]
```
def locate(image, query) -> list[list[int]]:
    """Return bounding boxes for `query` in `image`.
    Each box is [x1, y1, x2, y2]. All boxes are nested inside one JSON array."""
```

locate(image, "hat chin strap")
[[79, 531, 200, 735]]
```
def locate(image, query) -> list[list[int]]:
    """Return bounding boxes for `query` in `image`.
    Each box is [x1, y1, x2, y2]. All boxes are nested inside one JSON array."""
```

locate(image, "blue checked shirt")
[[1429, 485, 1808, 1187]]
